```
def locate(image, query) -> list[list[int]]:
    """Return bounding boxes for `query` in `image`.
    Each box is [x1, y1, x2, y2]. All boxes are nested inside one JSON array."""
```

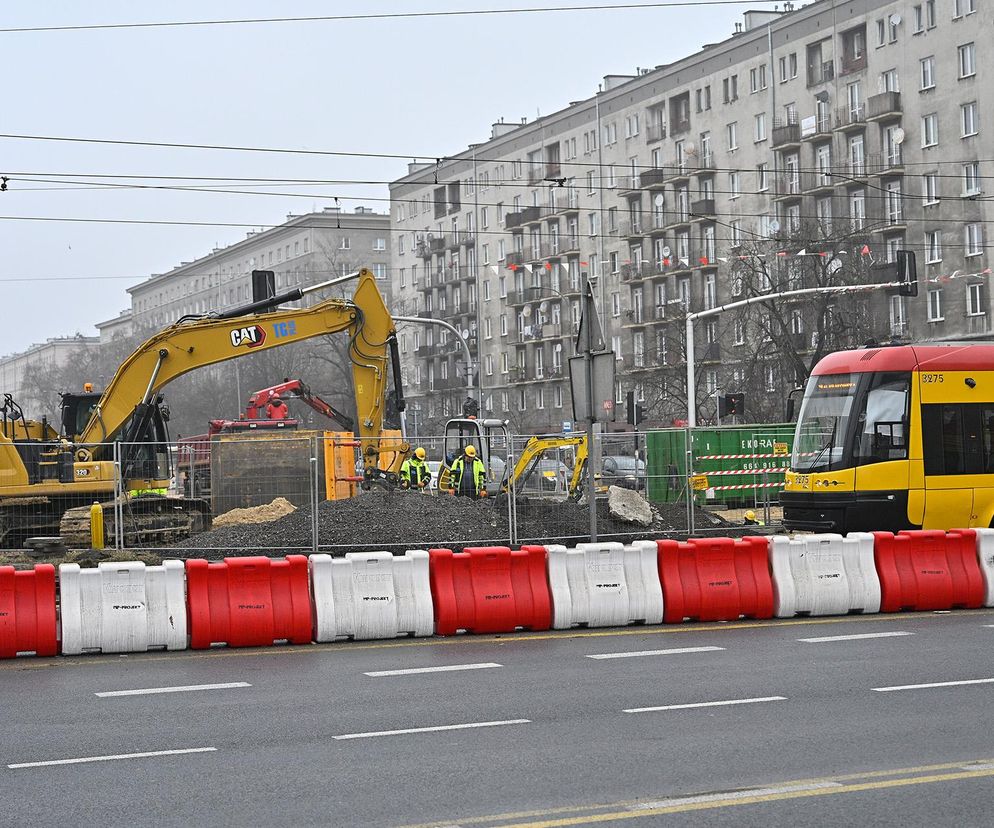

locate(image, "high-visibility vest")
[[400, 457, 431, 487], [450, 456, 486, 493]]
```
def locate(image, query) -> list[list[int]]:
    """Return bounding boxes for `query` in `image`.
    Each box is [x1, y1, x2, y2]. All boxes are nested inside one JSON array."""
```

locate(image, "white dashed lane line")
[[624, 696, 786, 714], [364, 662, 502, 677], [798, 631, 914, 644], [334, 719, 531, 740], [873, 678, 994, 693], [586, 646, 725, 660], [95, 682, 251, 698], [8, 747, 217, 770]]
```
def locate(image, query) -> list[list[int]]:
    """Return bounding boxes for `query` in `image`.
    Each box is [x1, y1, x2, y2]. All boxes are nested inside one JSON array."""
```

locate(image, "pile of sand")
[[211, 497, 298, 528]]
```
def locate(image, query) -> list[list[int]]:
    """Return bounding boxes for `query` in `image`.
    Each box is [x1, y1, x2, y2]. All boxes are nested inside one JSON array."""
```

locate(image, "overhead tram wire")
[[0, 2, 781, 34]]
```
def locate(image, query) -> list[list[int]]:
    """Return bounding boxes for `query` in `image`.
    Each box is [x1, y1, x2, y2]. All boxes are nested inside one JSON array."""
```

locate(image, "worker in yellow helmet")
[[743, 509, 764, 526], [400, 447, 432, 490], [449, 444, 487, 499]]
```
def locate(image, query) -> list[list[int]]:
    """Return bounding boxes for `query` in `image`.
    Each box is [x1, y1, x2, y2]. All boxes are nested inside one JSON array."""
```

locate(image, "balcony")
[[646, 122, 667, 143], [839, 54, 867, 76], [457, 229, 476, 247], [702, 343, 722, 362], [834, 105, 866, 131], [692, 154, 716, 174], [640, 167, 667, 188], [671, 118, 691, 136], [775, 174, 802, 199], [802, 169, 836, 193], [505, 251, 525, 268], [617, 174, 641, 194], [653, 304, 668, 322], [689, 198, 715, 218], [520, 205, 542, 224], [772, 117, 801, 149], [801, 114, 834, 141], [621, 262, 651, 282], [515, 322, 563, 343], [620, 218, 645, 238], [415, 344, 438, 357], [446, 234, 460, 251], [867, 91, 902, 121], [560, 234, 580, 254], [806, 59, 835, 87], [663, 164, 691, 185], [505, 211, 523, 229], [867, 151, 904, 176]]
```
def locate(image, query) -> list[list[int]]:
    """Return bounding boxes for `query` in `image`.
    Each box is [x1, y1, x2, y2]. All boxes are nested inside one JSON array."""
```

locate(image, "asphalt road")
[[3, 610, 994, 827]]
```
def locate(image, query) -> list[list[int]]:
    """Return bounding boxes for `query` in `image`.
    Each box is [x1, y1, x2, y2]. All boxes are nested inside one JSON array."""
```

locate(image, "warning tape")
[[693, 468, 790, 477], [707, 482, 785, 491], [697, 453, 785, 460]]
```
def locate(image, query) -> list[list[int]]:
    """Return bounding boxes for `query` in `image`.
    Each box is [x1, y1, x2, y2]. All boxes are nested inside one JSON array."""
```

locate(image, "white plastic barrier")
[[59, 560, 188, 655], [970, 529, 994, 606], [769, 533, 880, 618], [309, 550, 433, 641], [546, 541, 664, 629]]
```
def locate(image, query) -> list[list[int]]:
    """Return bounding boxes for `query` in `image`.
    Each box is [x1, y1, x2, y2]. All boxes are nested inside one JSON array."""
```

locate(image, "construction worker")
[[400, 447, 432, 490], [743, 509, 764, 526], [449, 444, 487, 499], [266, 395, 289, 420]]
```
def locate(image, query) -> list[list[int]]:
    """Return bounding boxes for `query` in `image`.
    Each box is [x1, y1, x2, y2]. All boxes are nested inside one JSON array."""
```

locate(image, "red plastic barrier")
[[186, 556, 312, 649], [0, 564, 57, 659], [429, 546, 552, 635], [656, 537, 773, 623], [873, 530, 984, 612]]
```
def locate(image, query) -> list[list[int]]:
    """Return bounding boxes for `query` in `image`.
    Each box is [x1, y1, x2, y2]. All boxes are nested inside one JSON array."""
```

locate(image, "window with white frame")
[[920, 56, 935, 90], [968, 282, 986, 316], [754, 113, 766, 142], [921, 113, 938, 147], [726, 122, 738, 151], [881, 69, 899, 92], [921, 172, 939, 204], [484, 354, 494, 376], [964, 161, 981, 195], [926, 230, 942, 262], [611, 291, 621, 317], [965, 223, 983, 256], [733, 317, 745, 345], [850, 190, 866, 230], [962, 102, 978, 137], [955, 0, 976, 17], [704, 271, 716, 309], [959, 43, 976, 78], [611, 335, 622, 360], [927, 288, 943, 322], [889, 295, 907, 336], [757, 162, 769, 191]]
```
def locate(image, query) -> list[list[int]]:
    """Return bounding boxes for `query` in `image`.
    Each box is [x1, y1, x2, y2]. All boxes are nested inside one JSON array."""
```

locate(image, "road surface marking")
[[624, 696, 785, 713], [364, 662, 501, 677], [334, 719, 530, 740], [7, 747, 217, 769], [95, 682, 251, 697], [6, 608, 989, 672], [798, 631, 913, 643], [397, 759, 994, 828], [873, 677, 994, 692], [631, 781, 842, 810], [586, 646, 724, 660]]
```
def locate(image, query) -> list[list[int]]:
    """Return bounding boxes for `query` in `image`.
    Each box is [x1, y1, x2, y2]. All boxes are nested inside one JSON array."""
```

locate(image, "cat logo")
[[230, 325, 267, 349]]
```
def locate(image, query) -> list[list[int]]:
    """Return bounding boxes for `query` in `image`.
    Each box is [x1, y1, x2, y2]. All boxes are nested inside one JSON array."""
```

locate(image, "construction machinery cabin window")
[[921, 403, 994, 475]]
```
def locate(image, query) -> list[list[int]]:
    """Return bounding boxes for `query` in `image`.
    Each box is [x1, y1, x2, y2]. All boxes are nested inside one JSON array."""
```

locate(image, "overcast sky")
[[0, 0, 755, 357]]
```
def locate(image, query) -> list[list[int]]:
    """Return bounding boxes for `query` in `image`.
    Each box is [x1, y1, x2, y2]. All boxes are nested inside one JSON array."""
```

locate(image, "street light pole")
[[393, 314, 480, 409]]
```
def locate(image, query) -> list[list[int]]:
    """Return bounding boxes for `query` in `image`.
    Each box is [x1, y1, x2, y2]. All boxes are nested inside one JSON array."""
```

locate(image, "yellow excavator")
[[439, 417, 588, 497], [0, 269, 407, 548]]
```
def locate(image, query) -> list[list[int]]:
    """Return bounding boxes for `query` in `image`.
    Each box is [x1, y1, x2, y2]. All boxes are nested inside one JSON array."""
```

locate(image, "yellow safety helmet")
[[745, 510, 756, 521], [464, 445, 477, 457], [414, 447, 427, 460]]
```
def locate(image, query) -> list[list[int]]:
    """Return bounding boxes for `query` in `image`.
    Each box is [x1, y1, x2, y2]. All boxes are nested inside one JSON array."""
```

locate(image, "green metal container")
[[646, 425, 795, 506]]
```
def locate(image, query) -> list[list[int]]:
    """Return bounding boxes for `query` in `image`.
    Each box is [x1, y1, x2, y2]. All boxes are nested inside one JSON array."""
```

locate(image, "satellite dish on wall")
[[462, 329, 471, 339], [889, 13, 902, 25], [538, 300, 549, 312], [521, 306, 532, 318], [684, 142, 698, 156], [654, 193, 664, 206], [661, 245, 672, 257], [893, 127, 906, 145], [769, 219, 781, 235]]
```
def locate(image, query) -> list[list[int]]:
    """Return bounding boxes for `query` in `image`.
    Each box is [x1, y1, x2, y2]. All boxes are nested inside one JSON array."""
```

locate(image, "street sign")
[[568, 352, 616, 423], [562, 421, 572, 433], [773, 442, 789, 456], [602, 400, 613, 411], [690, 474, 709, 491]]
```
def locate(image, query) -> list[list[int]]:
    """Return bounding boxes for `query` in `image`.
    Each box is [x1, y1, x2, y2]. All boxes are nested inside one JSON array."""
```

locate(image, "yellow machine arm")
[[511, 434, 588, 497], [79, 269, 404, 482]]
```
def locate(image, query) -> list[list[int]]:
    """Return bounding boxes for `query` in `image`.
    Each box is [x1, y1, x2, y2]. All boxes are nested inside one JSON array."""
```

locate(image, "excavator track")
[[60, 496, 211, 549]]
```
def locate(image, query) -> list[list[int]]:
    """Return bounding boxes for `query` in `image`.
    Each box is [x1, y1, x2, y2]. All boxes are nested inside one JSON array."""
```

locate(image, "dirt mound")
[[171, 489, 734, 559], [212, 497, 297, 528]]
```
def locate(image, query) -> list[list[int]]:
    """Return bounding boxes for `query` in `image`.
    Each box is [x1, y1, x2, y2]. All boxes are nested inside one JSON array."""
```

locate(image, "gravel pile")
[[170, 490, 734, 559]]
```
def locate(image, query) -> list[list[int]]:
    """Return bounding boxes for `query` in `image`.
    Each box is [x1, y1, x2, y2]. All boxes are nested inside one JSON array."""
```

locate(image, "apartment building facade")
[[128, 207, 391, 329], [389, 0, 991, 431]]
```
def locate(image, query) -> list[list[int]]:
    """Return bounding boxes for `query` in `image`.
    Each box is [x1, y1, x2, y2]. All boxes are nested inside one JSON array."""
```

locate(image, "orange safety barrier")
[[0, 564, 57, 659], [428, 546, 552, 635], [873, 530, 985, 612], [656, 536, 773, 623], [186, 556, 312, 649]]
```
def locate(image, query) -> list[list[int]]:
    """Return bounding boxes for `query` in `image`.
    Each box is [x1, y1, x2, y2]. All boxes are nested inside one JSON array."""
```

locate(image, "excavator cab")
[[441, 418, 510, 494], [60, 391, 103, 440]]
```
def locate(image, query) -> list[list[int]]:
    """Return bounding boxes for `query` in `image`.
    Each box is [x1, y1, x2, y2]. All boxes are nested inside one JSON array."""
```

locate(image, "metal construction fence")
[[0, 426, 792, 556]]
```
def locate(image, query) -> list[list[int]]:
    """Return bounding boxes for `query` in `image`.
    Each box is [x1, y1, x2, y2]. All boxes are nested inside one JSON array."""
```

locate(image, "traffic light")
[[626, 391, 647, 426], [719, 393, 745, 419], [897, 249, 918, 297]]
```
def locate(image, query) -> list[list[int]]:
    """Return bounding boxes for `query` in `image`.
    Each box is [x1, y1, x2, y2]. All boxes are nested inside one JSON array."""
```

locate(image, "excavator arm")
[[78, 269, 405, 487]]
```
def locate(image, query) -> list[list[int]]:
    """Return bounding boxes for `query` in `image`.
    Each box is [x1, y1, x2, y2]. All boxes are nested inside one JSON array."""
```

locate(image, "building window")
[[757, 163, 769, 191], [959, 43, 976, 78], [554, 385, 563, 409], [921, 113, 938, 147], [726, 122, 738, 151], [485, 355, 494, 376], [962, 102, 979, 137], [964, 162, 981, 195], [850, 190, 866, 230], [339, 237, 351, 250], [925, 230, 942, 263], [966, 223, 983, 256], [968, 282, 986, 316], [927, 289, 943, 322], [611, 292, 621, 317], [754, 113, 766, 142], [890, 295, 907, 336], [920, 56, 935, 90], [955, 0, 977, 18], [373, 238, 386, 251], [921, 172, 939, 205]]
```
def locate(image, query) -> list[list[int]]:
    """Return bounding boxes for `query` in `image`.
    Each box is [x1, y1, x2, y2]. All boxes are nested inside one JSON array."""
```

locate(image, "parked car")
[[599, 455, 646, 491]]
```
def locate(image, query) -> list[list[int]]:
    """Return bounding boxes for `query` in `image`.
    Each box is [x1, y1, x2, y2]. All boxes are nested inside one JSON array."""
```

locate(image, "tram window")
[[922, 403, 987, 475], [853, 372, 909, 465]]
